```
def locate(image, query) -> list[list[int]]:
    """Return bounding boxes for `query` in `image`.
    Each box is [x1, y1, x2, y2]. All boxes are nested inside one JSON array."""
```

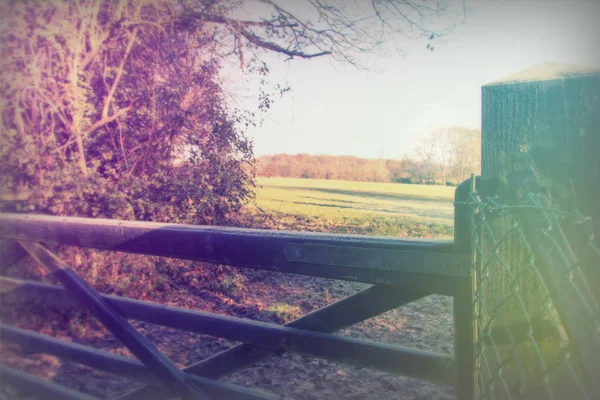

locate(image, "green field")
[[245, 177, 455, 238]]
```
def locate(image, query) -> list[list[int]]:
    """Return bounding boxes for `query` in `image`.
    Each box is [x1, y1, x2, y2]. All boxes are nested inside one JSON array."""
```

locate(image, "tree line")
[[257, 126, 481, 185]]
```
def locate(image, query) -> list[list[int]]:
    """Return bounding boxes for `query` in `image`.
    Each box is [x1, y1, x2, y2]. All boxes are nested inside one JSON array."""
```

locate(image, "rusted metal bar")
[[0, 213, 468, 295], [0, 364, 99, 400], [0, 324, 279, 400], [16, 241, 210, 400]]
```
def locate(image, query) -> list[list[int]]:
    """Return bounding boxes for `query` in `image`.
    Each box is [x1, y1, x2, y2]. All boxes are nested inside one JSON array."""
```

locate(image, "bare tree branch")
[[239, 26, 331, 58], [86, 106, 132, 136], [177, 0, 459, 66], [102, 27, 139, 120]]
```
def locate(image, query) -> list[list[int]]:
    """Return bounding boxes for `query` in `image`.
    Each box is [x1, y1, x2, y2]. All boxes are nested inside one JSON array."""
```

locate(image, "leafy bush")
[[0, 0, 256, 226], [1, 160, 253, 226]]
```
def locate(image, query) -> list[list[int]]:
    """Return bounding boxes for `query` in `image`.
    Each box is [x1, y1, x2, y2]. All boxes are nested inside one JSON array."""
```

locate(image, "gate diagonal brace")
[[17, 241, 212, 400]]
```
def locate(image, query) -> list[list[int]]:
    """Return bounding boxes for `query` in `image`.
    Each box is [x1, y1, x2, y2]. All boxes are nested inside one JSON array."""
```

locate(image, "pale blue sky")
[[224, 0, 600, 160]]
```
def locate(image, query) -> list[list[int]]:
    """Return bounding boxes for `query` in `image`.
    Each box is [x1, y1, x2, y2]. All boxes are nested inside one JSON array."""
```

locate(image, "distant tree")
[[416, 126, 481, 185], [416, 129, 449, 184], [387, 158, 414, 183], [448, 126, 481, 182]]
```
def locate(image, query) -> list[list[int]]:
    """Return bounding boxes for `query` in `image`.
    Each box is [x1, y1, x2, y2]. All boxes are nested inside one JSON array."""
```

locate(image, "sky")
[[223, 0, 600, 160]]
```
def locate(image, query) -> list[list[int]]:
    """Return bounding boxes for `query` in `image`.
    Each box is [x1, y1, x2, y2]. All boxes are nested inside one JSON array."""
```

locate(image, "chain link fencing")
[[461, 172, 599, 400]]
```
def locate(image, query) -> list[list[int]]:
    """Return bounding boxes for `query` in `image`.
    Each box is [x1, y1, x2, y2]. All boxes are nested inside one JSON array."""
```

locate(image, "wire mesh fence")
[[461, 172, 600, 400]]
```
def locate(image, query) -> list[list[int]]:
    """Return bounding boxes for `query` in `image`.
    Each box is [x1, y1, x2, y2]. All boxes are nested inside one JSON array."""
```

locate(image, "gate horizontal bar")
[[0, 364, 99, 400], [0, 324, 279, 400], [116, 285, 431, 400], [182, 284, 430, 381], [0, 277, 455, 386], [0, 214, 468, 294]]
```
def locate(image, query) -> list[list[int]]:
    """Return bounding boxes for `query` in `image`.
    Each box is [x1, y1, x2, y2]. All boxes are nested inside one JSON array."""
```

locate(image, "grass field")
[[243, 177, 455, 238]]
